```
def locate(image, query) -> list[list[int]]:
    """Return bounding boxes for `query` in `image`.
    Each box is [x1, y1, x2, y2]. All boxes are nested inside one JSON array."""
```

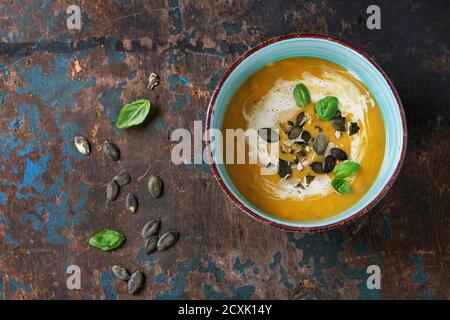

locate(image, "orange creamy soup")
[[222, 57, 385, 221]]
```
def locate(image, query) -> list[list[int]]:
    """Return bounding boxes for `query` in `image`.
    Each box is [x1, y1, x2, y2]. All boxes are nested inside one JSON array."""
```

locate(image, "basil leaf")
[[116, 99, 151, 129], [293, 83, 311, 108], [333, 161, 360, 179], [89, 228, 125, 251], [315, 96, 339, 120], [331, 179, 352, 195]]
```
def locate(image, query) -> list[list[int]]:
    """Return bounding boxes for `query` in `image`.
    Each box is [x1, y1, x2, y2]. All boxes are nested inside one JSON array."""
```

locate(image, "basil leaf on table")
[[293, 83, 311, 108], [89, 228, 125, 251], [116, 99, 151, 129], [333, 161, 360, 179], [331, 179, 352, 195], [315, 96, 339, 120]]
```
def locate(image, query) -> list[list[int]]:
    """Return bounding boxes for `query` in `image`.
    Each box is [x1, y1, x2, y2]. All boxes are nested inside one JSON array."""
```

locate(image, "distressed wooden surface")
[[0, 0, 449, 300]]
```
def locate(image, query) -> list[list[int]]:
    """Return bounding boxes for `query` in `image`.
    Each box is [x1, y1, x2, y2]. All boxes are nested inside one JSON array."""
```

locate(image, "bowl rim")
[[205, 33, 407, 232]]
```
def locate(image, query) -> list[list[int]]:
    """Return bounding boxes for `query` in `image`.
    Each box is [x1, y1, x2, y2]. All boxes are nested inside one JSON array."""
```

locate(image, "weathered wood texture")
[[0, 0, 448, 299]]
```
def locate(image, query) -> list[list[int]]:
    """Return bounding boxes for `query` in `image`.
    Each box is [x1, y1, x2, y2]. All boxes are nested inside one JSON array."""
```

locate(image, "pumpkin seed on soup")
[[330, 148, 348, 161], [349, 122, 360, 135], [278, 159, 292, 178], [323, 155, 336, 173], [295, 112, 306, 127], [310, 162, 324, 174], [288, 126, 302, 139], [300, 130, 311, 143], [332, 116, 347, 131], [313, 132, 328, 155], [258, 128, 279, 143]]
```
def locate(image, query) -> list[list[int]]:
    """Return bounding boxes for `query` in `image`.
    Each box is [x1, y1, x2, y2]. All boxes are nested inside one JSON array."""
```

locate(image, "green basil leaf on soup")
[[333, 161, 360, 179], [331, 179, 352, 195], [116, 99, 151, 129], [89, 228, 125, 251], [293, 83, 311, 108], [315, 96, 339, 120]]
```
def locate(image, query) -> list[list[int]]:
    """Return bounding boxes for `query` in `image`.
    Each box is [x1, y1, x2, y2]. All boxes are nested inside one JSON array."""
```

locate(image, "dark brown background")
[[0, 0, 448, 299]]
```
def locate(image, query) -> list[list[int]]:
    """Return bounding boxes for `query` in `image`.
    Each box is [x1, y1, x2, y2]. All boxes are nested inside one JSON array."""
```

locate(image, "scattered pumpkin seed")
[[258, 128, 279, 143], [313, 132, 328, 155], [278, 159, 292, 178], [126, 193, 138, 214], [128, 271, 145, 294], [114, 173, 131, 187], [330, 148, 348, 161], [157, 231, 179, 251], [104, 140, 120, 161], [142, 219, 161, 239], [349, 122, 360, 135], [323, 155, 336, 173], [310, 162, 324, 174], [111, 265, 130, 281], [107, 180, 120, 201], [332, 116, 347, 131], [148, 72, 160, 90], [314, 125, 323, 133], [145, 235, 158, 254], [148, 175, 163, 198], [74, 136, 90, 155], [288, 126, 302, 139]]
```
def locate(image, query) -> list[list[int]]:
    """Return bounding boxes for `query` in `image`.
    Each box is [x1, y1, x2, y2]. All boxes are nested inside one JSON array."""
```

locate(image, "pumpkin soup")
[[222, 57, 385, 221]]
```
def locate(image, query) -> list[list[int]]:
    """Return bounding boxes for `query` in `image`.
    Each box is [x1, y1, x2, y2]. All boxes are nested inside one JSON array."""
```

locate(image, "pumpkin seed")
[[142, 219, 161, 239], [305, 175, 315, 185], [111, 265, 130, 281], [310, 162, 324, 174], [323, 155, 336, 173], [349, 122, 360, 135], [126, 193, 138, 213], [258, 128, 279, 143], [74, 136, 90, 155], [148, 175, 163, 198], [288, 126, 302, 139], [104, 140, 120, 161], [287, 121, 294, 127], [145, 235, 158, 254], [314, 125, 323, 133], [297, 148, 307, 157], [330, 148, 348, 161], [157, 231, 179, 251], [313, 132, 328, 155], [295, 112, 306, 127], [148, 72, 160, 90], [107, 180, 120, 201], [332, 116, 347, 131], [300, 130, 311, 143], [278, 159, 292, 178], [293, 140, 307, 147], [128, 271, 145, 294], [114, 173, 131, 187], [336, 110, 342, 118]]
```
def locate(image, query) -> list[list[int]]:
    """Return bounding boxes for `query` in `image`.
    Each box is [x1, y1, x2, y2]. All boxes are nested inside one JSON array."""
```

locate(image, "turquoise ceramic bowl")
[[206, 34, 407, 232]]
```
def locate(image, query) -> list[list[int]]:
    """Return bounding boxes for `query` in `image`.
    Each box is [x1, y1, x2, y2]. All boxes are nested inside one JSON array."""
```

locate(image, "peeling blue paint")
[[380, 212, 392, 240], [100, 271, 117, 300], [269, 251, 294, 289], [8, 278, 31, 296], [215, 22, 242, 36], [234, 256, 254, 278], [410, 254, 429, 284]]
